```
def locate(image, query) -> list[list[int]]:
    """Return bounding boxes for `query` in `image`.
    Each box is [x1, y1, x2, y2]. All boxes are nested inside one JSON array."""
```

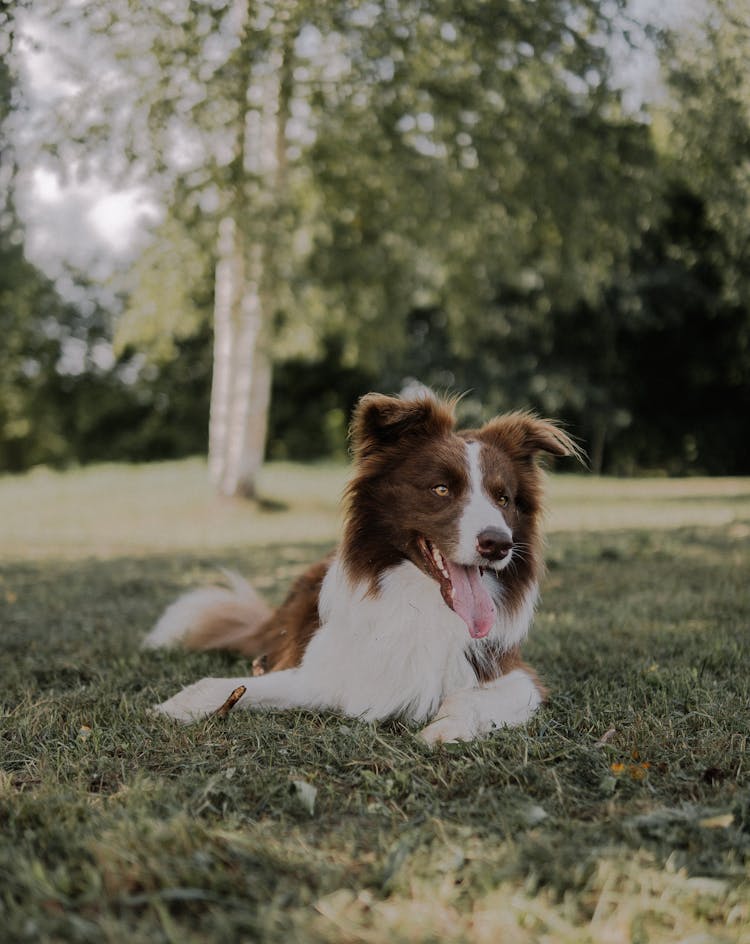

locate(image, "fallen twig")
[[212, 685, 247, 718]]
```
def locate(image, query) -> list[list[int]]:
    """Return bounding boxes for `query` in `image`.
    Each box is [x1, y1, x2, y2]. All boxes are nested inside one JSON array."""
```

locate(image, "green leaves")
[[4, 0, 750, 476]]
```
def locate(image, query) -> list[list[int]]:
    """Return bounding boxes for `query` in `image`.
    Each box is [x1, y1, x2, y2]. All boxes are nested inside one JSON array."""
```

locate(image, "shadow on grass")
[[1, 524, 749, 942]]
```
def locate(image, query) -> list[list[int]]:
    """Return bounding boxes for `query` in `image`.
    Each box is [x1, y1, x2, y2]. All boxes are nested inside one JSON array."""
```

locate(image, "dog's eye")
[[432, 484, 450, 497], [496, 494, 510, 507]]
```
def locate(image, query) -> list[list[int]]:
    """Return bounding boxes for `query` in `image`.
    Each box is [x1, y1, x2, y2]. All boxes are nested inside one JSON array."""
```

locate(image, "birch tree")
[[18, 0, 650, 492], [205, 2, 294, 497], [20, 0, 304, 496]]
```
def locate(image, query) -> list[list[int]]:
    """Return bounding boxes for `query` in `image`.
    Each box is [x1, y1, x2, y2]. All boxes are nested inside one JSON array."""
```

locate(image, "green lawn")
[[1, 460, 749, 943]]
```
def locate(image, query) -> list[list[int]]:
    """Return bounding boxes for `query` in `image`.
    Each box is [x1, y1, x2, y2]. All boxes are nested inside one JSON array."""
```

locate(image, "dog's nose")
[[476, 528, 513, 560]]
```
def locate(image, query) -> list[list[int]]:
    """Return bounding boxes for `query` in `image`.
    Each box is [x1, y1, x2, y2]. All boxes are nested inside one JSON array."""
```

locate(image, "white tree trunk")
[[208, 216, 239, 490], [208, 223, 274, 498], [235, 332, 272, 494], [207, 2, 289, 498], [222, 244, 270, 498]]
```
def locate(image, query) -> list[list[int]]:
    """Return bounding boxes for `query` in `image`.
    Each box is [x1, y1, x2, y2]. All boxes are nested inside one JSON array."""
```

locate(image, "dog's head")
[[342, 391, 581, 637]]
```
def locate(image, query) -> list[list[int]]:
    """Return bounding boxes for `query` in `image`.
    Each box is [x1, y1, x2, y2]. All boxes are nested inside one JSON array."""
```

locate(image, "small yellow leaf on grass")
[[699, 813, 734, 829], [610, 760, 651, 781], [5, 590, 17, 604], [78, 725, 93, 741]]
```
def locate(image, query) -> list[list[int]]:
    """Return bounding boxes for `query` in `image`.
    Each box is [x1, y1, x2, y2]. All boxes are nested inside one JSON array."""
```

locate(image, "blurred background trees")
[[2, 0, 749, 484]]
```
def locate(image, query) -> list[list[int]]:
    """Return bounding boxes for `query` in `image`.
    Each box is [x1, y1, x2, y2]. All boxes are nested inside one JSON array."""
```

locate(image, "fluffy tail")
[[142, 571, 272, 656]]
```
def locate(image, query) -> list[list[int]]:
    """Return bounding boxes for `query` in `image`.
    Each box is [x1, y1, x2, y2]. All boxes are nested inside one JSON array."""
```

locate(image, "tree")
[[14, 0, 284, 493], [485, 0, 750, 475], [0, 1, 70, 471], [604, 0, 750, 474], [19, 0, 668, 485], [661, 0, 750, 308]]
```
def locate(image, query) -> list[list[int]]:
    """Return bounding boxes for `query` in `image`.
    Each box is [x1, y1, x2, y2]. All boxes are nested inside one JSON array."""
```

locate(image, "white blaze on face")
[[455, 440, 513, 564]]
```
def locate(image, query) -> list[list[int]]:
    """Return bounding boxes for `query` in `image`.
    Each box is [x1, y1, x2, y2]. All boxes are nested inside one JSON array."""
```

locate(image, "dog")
[[144, 391, 580, 743]]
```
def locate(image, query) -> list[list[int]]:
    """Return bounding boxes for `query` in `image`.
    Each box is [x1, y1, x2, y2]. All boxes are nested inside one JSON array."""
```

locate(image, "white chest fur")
[[301, 557, 536, 722], [151, 557, 541, 733]]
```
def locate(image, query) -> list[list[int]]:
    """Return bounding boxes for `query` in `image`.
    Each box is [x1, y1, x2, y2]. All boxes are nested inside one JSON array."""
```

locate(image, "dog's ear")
[[482, 411, 584, 463], [350, 392, 456, 460]]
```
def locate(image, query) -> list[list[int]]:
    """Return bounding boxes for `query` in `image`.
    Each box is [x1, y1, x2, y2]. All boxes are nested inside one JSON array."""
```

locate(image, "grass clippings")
[[1, 462, 749, 942]]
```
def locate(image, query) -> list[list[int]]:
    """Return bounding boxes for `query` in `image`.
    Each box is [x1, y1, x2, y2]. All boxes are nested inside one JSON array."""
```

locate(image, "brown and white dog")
[[144, 391, 580, 743]]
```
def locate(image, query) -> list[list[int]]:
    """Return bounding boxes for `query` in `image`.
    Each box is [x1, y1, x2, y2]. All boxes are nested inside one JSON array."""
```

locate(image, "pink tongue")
[[445, 562, 496, 639]]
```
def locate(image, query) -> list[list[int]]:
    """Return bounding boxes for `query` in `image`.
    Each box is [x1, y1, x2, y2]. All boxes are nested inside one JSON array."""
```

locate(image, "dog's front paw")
[[420, 697, 481, 745], [419, 714, 477, 745], [152, 677, 249, 722]]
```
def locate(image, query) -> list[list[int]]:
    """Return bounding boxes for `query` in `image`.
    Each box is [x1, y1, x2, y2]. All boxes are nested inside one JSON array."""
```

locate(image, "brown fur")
[[469, 412, 581, 622], [258, 558, 329, 671], [342, 396, 579, 646], [172, 594, 272, 656], [342, 393, 464, 592], [171, 394, 579, 694], [180, 558, 329, 671]]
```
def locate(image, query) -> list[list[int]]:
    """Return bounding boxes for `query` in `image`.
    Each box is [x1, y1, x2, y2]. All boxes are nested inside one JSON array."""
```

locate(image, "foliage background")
[[1, 0, 749, 477]]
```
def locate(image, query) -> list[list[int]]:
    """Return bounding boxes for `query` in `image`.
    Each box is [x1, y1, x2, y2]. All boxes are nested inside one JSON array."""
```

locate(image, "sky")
[[12, 0, 697, 294], [12, 10, 160, 287]]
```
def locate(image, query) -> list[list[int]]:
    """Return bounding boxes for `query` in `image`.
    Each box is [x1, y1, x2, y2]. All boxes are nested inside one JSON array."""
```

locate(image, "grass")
[[1, 459, 749, 942]]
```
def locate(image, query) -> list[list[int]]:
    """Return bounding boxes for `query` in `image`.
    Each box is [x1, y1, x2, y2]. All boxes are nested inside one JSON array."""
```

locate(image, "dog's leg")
[[152, 668, 321, 723], [419, 669, 543, 745]]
